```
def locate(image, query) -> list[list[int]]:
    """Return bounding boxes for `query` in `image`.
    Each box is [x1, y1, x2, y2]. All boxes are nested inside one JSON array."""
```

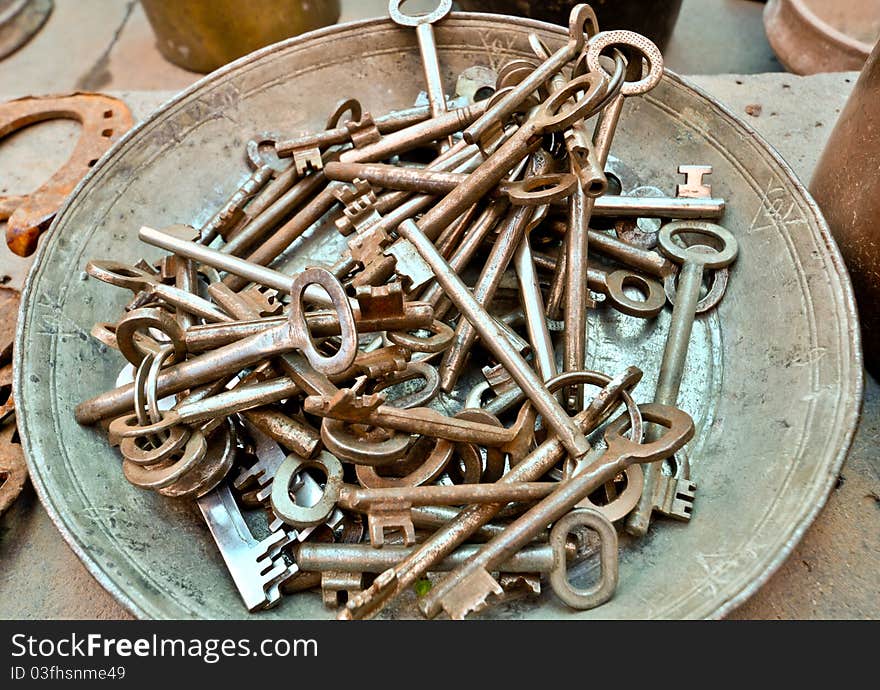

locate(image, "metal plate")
[[15, 14, 862, 619]]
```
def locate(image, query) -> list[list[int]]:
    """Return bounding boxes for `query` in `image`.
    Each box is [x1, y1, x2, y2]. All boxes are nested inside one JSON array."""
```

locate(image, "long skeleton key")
[[396, 217, 590, 459], [421, 403, 694, 619], [566, 32, 663, 410], [388, 0, 453, 121], [296, 525, 598, 609], [439, 148, 555, 391], [75, 266, 356, 424], [626, 221, 738, 537], [439, 201, 542, 390], [86, 260, 233, 324], [461, 4, 598, 149], [139, 225, 356, 309], [275, 101, 445, 158], [295, 541, 570, 574], [323, 161, 725, 218], [303, 388, 535, 450], [197, 482, 297, 612], [108, 376, 300, 439], [338, 368, 642, 619]]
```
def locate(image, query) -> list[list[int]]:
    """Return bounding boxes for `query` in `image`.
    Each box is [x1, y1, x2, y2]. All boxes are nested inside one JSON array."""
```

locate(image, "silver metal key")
[[197, 481, 297, 612]]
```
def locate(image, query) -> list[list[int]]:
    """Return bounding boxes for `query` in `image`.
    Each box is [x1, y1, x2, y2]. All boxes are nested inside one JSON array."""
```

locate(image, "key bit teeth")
[[338, 568, 397, 620], [430, 569, 503, 620], [292, 146, 323, 176]]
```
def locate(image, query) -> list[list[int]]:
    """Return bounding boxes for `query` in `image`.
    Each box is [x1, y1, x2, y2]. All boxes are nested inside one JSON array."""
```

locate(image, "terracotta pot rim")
[[786, 0, 874, 55]]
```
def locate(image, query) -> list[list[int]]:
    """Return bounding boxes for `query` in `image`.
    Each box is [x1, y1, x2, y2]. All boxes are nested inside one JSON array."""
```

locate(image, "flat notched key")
[[197, 482, 296, 612]]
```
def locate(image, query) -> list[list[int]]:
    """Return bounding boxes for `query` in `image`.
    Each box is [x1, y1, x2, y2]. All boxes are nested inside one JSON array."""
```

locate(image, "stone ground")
[[0, 0, 877, 619]]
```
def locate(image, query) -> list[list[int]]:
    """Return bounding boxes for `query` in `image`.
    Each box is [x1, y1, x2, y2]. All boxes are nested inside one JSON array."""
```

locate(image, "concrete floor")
[[0, 1, 877, 620]]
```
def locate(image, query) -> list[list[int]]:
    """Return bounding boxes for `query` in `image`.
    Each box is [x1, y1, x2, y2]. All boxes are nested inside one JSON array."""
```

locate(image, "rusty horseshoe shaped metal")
[[0, 92, 133, 256]]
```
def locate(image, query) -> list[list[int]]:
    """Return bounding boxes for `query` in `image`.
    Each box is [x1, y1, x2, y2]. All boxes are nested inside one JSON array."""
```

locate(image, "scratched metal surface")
[[14, 14, 862, 619]]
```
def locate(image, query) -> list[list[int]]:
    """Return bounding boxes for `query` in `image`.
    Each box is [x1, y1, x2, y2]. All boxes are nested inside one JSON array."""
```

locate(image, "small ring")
[[86, 260, 153, 292], [119, 424, 190, 466], [355, 436, 453, 488], [246, 133, 288, 172], [539, 73, 608, 133], [454, 409, 506, 482], [603, 270, 667, 318], [122, 429, 208, 490], [321, 417, 411, 466], [664, 265, 730, 314], [387, 319, 454, 353], [574, 464, 644, 522], [115, 307, 186, 367], [549, 508, 619, 610], [604, 403, 694, 462], [158, 421, 237, 498], [567, 4, 600, 53], [145, 344, 177, 425], [271, 451, 344, 528], [369, 361, 440, 409]]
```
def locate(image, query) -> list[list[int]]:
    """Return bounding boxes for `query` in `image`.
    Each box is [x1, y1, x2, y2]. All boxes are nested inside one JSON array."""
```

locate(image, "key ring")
[[123, 429, 208, 490], [355, 435, 453, 489], [549, 508, 619, 609], [119, 424, 191, 467], [115, 307, 186, 366], [157, 420, 237, 498]]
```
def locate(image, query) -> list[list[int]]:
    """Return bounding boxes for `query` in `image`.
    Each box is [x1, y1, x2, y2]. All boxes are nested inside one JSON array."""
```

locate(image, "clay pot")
[[764, 0, 879, 74], [456, 0, 683, 51], [810, 40, 880, 375]]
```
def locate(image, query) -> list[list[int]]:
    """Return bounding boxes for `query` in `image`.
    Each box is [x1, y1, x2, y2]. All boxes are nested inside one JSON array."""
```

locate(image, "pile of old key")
[[74, 3, 739, 619]]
